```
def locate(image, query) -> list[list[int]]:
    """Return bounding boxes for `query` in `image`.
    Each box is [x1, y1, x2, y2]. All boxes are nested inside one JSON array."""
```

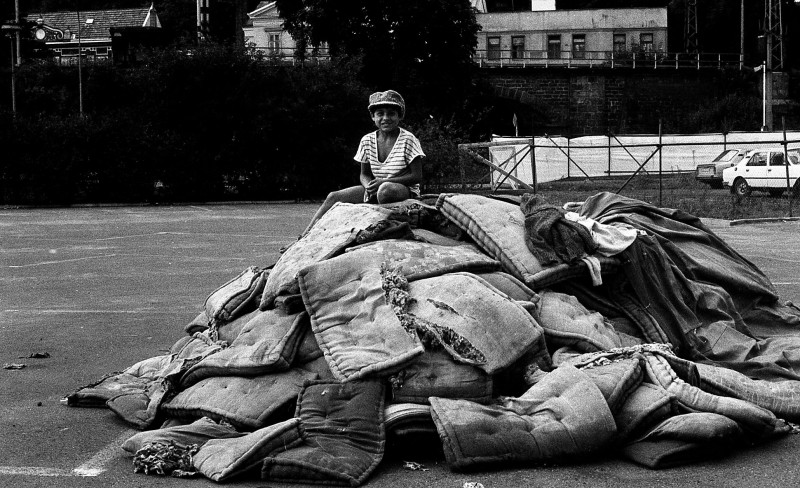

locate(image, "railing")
[[246, 45, 331, 65], [473, 49, 744, 70]]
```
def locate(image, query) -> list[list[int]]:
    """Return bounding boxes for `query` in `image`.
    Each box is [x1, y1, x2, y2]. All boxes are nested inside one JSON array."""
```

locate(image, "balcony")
[[473, 49, 744, 70]]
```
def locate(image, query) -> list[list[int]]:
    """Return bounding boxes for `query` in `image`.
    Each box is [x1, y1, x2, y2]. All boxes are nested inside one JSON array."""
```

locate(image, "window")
[[613, 34, 626, 53], [547, 35, 561, 59], [572, 34, 586, 60], [748, 153, 768, 167], [770, 152, 786, 166], [640, 33, 654, 52], [60, 48, 79, 56], [487, 36, 501, 60], [95, 46, 108, 55], [267, 33, 281, 55], [511, 36, 525, 60]]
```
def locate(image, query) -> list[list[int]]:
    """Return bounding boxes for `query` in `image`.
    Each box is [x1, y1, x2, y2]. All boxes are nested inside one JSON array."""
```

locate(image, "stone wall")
[[480, 68, 763, 135]]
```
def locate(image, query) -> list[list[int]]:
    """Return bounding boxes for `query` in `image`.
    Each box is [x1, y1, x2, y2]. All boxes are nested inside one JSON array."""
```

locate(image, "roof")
[[248, 1, 278, 19], [30, 5, 160, 41]]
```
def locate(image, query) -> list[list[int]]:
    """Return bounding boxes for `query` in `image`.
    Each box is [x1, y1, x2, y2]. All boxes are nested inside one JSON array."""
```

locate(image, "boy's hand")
[[365, 178, 383, 195]]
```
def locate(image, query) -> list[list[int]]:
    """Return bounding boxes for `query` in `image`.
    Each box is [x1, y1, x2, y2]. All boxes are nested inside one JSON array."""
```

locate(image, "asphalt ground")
[[2, 203, 800, 488]]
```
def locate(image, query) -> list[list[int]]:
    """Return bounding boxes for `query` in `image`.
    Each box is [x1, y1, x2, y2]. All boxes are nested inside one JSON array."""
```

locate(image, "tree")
[[275, 0, 481, 102]]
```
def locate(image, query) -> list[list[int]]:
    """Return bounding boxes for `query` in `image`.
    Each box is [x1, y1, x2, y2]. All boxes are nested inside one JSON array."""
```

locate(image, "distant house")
[[29, 4, 161, 64], [243, 1, 327, 59], [474, 6, 669, 67]]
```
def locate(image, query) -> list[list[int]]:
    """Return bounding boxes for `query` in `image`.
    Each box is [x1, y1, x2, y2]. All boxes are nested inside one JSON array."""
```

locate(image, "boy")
[[301, 90, 425, 235]]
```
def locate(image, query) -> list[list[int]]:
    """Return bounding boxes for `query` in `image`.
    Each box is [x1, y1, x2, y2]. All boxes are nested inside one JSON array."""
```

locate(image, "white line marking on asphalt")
[[72, 429, 135, 477], [7, 254, 118, 268], [0, 430, 135, 478], [0, 466, 74, 476], [189, 206, 213, 212], [3, 309, 155, 314]]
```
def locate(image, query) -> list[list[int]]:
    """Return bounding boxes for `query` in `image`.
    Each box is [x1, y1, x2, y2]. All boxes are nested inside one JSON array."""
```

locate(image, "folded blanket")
[[204, 266, 267, 326], [65, 332, 226, 429], [388, 350, 493, 405], [122, 417, 243, 454], [403, 273, 548, 375], [298, 251, 424, 382], [180, 309, 307, 388], [343, 239, 501, 281], [430, 364, 616, 471], [261, 202, 392, 309], [261, 380, 386, 486], [162, 369, 316, 430]]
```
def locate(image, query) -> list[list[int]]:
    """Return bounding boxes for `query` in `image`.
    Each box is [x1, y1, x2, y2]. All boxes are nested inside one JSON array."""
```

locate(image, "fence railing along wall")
[[473, 49, 744, 70]]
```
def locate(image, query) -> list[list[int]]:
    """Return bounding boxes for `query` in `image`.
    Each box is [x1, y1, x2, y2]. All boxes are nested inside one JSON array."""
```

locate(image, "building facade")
[[474, 7, 669, 67], [243, 1, 326, 59], [29, 4, 161, 64]]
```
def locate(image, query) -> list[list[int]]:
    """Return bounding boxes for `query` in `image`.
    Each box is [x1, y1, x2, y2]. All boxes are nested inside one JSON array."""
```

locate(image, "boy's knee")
[[376, 183, 409, 204]]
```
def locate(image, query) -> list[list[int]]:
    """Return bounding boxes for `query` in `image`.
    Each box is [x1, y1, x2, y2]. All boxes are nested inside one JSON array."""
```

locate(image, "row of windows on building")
[[486, 32, 656, 60]]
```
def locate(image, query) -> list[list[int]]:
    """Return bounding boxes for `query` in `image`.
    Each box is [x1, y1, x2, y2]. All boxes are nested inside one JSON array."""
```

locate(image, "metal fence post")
[[531, 134, 537, 194], [608, 133, 612, 176], [658, 120, 663, 206], [783, 117, 793, 217], [566, 137, 571, 179]]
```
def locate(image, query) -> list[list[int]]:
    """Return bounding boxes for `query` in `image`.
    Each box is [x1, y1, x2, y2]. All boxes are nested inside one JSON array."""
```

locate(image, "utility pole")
[[684, 0, 698, 53], [15, 0, 21, 65], [77, 10, 84, 116]]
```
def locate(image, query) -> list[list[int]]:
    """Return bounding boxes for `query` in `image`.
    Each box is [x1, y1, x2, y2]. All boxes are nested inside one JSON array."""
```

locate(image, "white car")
[[722, 148, 800, 197], [695, 149, 747, 189]]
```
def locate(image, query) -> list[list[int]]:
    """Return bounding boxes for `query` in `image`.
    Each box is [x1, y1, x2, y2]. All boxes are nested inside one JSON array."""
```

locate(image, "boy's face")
[[371, 106, 402, 133]]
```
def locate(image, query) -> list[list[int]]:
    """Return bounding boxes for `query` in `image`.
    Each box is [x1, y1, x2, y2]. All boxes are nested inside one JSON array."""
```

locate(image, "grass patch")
[[526, 173, 800, 221]]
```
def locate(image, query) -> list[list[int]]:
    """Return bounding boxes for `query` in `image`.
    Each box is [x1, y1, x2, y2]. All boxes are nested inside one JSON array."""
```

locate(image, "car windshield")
[[712, 150, 740, 162]]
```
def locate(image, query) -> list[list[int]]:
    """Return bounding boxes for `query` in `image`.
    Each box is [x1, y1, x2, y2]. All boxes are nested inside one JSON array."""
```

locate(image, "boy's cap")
[[368, 90, 405, 117]]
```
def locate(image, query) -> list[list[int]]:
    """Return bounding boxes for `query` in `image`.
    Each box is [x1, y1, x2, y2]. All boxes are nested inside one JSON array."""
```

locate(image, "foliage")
[[274, 0, 481, 96]]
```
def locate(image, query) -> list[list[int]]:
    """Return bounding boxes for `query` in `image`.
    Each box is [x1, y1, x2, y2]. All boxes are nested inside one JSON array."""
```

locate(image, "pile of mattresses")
[[64, 192, 800, 484]]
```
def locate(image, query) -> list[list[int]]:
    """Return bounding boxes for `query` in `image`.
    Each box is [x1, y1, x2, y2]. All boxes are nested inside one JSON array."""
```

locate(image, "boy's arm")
[[360, 162, 375, 193]]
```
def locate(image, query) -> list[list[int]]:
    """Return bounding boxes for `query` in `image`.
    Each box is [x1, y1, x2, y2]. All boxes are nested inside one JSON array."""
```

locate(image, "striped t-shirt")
[[354, 128, 425, 196]]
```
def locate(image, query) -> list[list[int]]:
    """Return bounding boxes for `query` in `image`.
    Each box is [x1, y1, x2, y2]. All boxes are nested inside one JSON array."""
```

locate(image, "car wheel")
[[793, 181, 800, 198], [732, 178, 751, 197]]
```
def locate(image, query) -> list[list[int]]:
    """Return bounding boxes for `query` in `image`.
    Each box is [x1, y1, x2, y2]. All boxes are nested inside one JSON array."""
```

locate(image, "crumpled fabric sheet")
[[578, 192, 800, 384], [520, 193, 598, 266], [429, 364, 617, 471], [622, 413, 744, 469], [567, 345, 791, 437], [64, 332, 226, 429]]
